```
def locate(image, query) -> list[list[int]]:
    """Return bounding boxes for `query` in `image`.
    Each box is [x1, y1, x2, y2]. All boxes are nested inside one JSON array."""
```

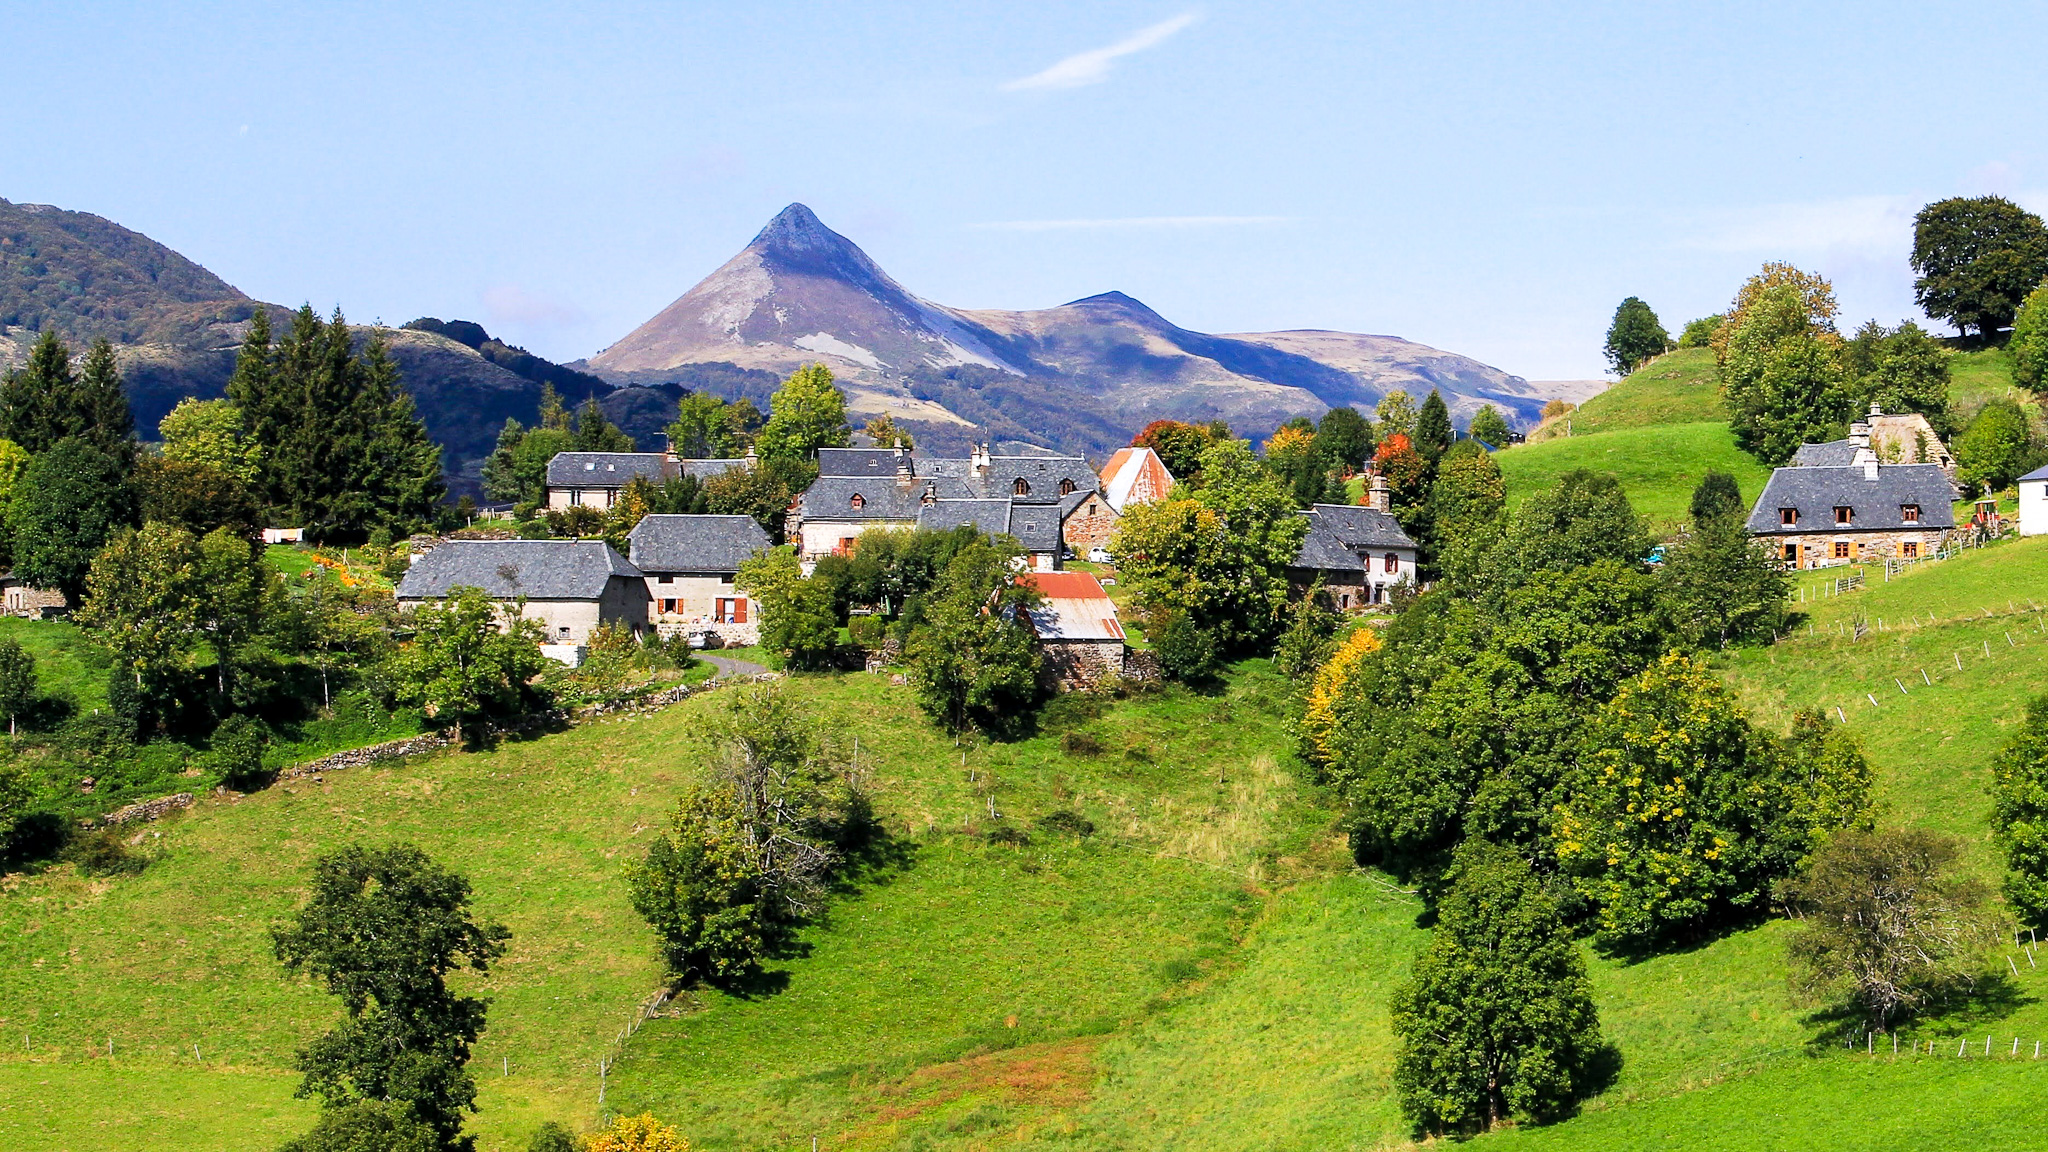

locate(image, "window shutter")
[[735, 597, 748, 623]]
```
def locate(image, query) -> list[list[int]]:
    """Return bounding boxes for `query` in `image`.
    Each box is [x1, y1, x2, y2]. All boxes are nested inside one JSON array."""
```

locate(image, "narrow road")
[[701, 653, 769, 679]]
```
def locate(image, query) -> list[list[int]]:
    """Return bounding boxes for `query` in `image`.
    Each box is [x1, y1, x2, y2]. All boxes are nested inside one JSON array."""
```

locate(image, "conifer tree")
[[572, 396, 635, 452], [1413, 389, 1453, 465], [0, 332, 136, 461], [77, 339, 135, 462]]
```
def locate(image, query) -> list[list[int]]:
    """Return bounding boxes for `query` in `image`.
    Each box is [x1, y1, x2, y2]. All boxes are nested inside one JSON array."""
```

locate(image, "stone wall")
[[89, 792, 194, 829], [1061, 503, 1119, 551], [1043, 640, 1126, 689], [1768, 528, 1953, 568]]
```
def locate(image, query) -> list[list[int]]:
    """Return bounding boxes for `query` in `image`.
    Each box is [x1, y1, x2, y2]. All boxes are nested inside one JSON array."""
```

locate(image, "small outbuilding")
[[1015, 571, 1127, 687], [394, 539, 649, 657], [2020, 464, 2048, 538]]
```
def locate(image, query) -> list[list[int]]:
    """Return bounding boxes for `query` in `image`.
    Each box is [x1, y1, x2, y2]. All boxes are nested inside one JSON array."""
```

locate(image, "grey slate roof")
[[627, 515, 770, 573], [544, 452, 742, 487], [914, 498, 1012, 536], [1004, 503, 1066, 553], [1790, 440, 1859, 468], [1292, 504, 1418, 572], [396, 540, 641, 600], [799, 476, 967, 522], [2020, 464, 2048, 483], [816, 448, 906, 477], [546, 452, 669, 487], [1745, 464, 1958, 534]]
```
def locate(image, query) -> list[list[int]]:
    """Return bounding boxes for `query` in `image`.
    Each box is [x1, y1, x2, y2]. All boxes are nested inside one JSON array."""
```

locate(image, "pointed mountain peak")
[[1062, 291, 1172, 326], [740, 202, 897, 291]]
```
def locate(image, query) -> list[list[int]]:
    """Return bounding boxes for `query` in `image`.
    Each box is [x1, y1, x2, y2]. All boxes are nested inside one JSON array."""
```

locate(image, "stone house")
[[1065, 446, 1175, 552], [545, 449, 748, 509], [790, 444, 1097, 571], [1287, 478, 1419, 609], [1015, 571, 1126, 686], [626, 514, 771, 644], [394, 539, 650, 654], [0, 573, 64, 618], [1791, 404, 1955, 477], [1745, 453, 1957, 567]]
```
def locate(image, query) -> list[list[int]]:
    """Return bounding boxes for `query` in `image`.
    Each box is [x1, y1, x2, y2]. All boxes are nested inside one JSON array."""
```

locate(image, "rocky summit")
[[587, 203, 1568, 454]]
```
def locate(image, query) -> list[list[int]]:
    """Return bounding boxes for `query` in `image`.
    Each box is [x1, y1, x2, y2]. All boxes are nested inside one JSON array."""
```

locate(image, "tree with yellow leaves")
[[584, 1113, 689, 1152], [1299, 626, 1381, 770]]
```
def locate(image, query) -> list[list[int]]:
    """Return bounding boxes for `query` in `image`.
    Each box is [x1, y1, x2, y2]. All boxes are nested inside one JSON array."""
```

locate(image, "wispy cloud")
[[1677, 195, 1919, 254], [971, 215, 1288, 232], [1001, 12, 1201, 92]]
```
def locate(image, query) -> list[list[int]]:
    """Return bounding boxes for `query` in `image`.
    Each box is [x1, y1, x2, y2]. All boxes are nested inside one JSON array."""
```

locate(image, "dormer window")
[[1834, 506, 1853, 526], [1059, 478, 1076, 496], [584, 462, 596, 471], [850, 493, 865, 510], [1779, 508, 1797, 527], [1901, 504, 1920, 523], [1014, 478, 1030, 496]]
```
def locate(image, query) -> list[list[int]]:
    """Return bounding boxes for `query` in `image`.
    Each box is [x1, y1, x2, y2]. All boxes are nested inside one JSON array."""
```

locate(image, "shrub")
[[203, 714, 271, 791], [1037, 810, 1096, 837], [526, 1120, 579, 1152], [584, 1113, 689, 1152], [1148, 607, 1219, 684], [278, 1100, 438, 1152], [986, 824, 1031, 847]]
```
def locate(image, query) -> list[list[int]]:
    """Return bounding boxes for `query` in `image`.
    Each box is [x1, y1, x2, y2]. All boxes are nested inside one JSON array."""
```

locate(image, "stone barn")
[[1015, 571, 1127, 687]]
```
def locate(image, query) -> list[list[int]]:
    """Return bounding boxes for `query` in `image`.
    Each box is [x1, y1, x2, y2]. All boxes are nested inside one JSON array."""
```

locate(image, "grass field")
[[1495, 421, 1774, 530], [1527, 348, 1721, 442]]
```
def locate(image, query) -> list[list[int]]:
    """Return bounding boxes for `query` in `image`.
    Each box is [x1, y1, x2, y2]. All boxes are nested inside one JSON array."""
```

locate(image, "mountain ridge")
[[588, 203, 1580, 454]]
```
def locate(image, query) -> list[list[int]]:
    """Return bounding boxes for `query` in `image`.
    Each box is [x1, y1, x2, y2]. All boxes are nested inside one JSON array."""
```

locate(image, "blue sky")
[[5, 1, 2045, 380]]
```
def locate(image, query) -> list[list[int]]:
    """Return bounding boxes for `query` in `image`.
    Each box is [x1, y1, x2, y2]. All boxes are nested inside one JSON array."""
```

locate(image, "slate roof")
[[816, 448, 906, 477], [545, 452, 669, 487], [1004, 503, 1067, 553], [915, 498, 1013, 536], [543, 452, 742, 487], [1745, 464, 1958, 534], [2019, 464, 2048, 484], [1790, 440, 1859, 468], [627, 515, 770, 573], [1292, 504, 1418, 573], [396, 540, 641, 600], [799, 476, 963, 522]]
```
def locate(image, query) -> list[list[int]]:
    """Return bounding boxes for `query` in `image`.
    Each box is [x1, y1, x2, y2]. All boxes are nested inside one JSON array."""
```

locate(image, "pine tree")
[[0, 331, 136, 461], [1414, 390, 1453, 465], [77, 339, 136, 462], [537, 382, 572, 431], [573, 396, 635, 452]]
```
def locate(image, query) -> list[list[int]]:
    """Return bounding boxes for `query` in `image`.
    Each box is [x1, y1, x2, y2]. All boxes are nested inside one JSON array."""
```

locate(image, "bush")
[[584, 1113, 689, 1152], [203, 714, 271, 791], [527, 1120, 579, 1152], [1036, 809, 1096, 837], [278, 1100, 439, 1152], [63, 827, 148, 876], [1149, 607, 1219, 683], [1679, 314, 1725, 348]]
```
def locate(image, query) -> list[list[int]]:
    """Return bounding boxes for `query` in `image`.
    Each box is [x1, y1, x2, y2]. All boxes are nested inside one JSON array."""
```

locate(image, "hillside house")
[[626, 514, 771, 643], [2021, 464, 2048, 537], [394, 539, 649, 656], [1746, 452, 1957, 567], [0, 573, 64, 618], [790, 445, 1098, 572], [1791, 405, 1955, 477], [545, 449, 749, 509], [1015, 571, 1126, 686], [1288, 479, 1419, 608], [1064, 446, 1175, 552]]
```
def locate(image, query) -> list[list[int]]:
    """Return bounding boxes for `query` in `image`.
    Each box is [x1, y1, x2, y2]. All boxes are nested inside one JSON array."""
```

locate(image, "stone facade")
[[1768, 528, 1950, 566], [1061, 493, 1119, 552], [1041, 638, 1126, 688]]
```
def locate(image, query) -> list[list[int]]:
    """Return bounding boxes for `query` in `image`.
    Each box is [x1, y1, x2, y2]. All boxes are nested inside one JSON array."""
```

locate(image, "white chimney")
[[1367, 471, 1392, 513], [1854, 445, 1879, 481], [1848, 421, 1871, 451], [971, 442, 991, 477], [742, 446, 759, 472]]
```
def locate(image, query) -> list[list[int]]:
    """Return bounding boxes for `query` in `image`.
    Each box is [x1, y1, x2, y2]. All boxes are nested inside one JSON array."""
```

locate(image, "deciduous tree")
[[1990, 694, 2048, 928], [755, 364, 850, 463], [9, 437, 138, 604], [2012, 281, 2048, 394], [1391, 841, 1605, 1134], [273, 843, 509, 1152], [905, 539, 1047, 734], [1467, 405, 1512, 448], [389, 588, 548, 741], [1911, 196, 2048, 338], [1603, 296, 1673, 376], [1722, 286, 1852, 465], [159, 397, 263, 482], [1954, 399, 2034, 496], [1781, 828, 1998, 1029], [0, 638, 33, 736]]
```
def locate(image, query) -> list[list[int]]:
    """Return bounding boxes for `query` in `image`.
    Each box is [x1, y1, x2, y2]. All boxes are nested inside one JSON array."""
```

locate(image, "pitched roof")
[[799, 476, 968, 521], [1004, 503, 1066, 553], [1745, 464, 1959, 533], [817, 447, 906, 477], [396, 540, 641, 600], [680, 458, 745, 480], [2021, 464, 2048, 483], [545, 452, 669, 487], [915, 498, 1012, 536], [627, 515, 770, 573], [1790, 440, 1859, 468], [1099, 446, 1174, 513], [1018, 572, 1126, 642], [1291, 504, 1418, 572]]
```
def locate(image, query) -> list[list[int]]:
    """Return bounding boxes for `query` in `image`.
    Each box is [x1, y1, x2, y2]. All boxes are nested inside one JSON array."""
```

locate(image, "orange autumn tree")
[[1370, 432, 1427, 500]]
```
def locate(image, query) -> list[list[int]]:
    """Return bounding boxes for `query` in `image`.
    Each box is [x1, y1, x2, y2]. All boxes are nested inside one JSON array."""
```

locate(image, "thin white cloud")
[[971, 215, 1289, 232], [1678, 195, 1919, 255], [1001, 12, 1201, 92]]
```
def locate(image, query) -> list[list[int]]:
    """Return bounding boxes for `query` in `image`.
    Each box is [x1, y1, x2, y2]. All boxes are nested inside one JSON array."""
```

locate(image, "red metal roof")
[[1019, 571, 1112, 599]]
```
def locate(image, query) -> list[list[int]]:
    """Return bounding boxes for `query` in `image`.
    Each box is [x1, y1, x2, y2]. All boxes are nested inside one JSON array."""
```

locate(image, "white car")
[[1087, 547, 1114, 564]]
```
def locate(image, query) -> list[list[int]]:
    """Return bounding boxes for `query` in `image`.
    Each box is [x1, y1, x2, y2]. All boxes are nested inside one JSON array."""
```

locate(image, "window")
[[1384, 552, 1400, 574], [1781, 542, 1797, 562], [558, 625, 571, 638], [1087, 502, 1099, 515], [658, 575, 674, 584], [1902, 541, 1919, 558], [1901, 504, 1920, 523], [658, 598, 677, 614], [1834, 506, 1853, 525], [1779, 508, 1797, 527], [849, 493, 865, 510], [1059, 478, 1076, 495], [714, 598, 749, 624], [1014, 478, 1030, 496], [1833, 541, 1851, 559]]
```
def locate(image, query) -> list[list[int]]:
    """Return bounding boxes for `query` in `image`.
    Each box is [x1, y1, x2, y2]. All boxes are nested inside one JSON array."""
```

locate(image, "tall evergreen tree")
[[0, 332, 136, 460], [572, 396, 635, 452], [77, 339, 136, 462], [1413, 390, 1453, 466]]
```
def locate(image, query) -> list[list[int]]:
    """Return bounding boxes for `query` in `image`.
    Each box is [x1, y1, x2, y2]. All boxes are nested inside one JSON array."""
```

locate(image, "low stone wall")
[[1121, 649, 1164, 683], [88, 792, 194, 829], [279, 732, 455, 781]]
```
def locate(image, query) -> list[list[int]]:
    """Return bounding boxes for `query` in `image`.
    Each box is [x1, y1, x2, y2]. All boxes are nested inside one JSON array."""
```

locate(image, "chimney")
[[1848, 420, 1871, 451], [1854, 445, 1879, 481], [1367, 472, 1392, 513], [896, 446, 913, 488], [971, 442, 990, 477], [661, 432, 679, 465], [742, 446, 759, 472], [1869, 401, 1884, 419]]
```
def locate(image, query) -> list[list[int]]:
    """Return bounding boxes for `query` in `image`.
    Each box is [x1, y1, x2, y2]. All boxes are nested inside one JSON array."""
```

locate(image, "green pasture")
[[1496, 421, 1773, 530]]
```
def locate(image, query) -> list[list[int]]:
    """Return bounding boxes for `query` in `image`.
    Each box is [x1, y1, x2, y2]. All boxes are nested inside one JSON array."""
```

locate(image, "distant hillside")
[[0, 197, 674, 495], [586, 203, 1564, 455]]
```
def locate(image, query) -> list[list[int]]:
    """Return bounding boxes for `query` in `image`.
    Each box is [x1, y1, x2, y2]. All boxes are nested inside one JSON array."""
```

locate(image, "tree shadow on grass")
[[1798, 971, 2037, 1050]]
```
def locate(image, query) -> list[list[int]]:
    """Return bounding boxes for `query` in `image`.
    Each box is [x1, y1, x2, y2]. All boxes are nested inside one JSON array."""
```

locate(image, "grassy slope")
[[1496, 423, 1773, 530], [0, 665, 1319, 1152], [1528, 349, 1722, 441]]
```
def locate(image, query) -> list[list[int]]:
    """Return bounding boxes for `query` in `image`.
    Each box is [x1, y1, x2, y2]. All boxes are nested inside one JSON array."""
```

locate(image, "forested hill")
[[0, 197, 681, 492]]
